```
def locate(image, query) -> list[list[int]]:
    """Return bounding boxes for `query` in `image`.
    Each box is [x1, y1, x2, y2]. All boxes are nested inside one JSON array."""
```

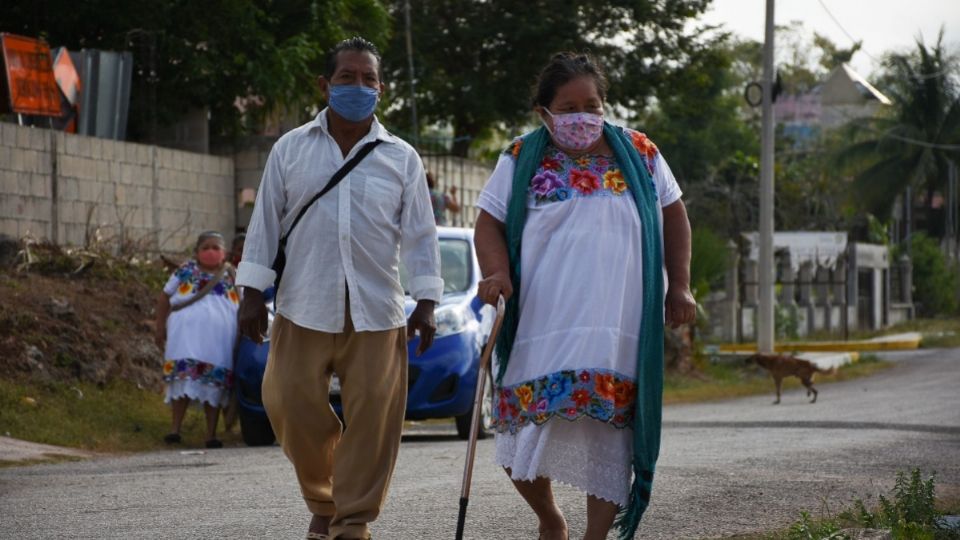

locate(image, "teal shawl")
[[495, 124, 664, 539]]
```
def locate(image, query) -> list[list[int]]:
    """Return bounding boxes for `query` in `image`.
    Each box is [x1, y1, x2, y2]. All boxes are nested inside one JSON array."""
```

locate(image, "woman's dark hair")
[[532, 52, 608, 108], [324, 36, 382, 79]]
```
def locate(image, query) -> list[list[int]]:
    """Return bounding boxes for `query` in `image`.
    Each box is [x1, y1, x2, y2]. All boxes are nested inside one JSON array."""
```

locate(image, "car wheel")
[[455, 373, 494, 440], [239, 406, 276, 446]]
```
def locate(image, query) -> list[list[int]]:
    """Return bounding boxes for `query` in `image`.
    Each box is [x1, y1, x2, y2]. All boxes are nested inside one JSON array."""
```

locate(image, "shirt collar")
[[309, 108, 399, 145]]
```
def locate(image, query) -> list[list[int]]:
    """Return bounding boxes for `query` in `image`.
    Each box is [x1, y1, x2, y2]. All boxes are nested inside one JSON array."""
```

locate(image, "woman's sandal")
[[163, 433, 181, 444], [205, 439, 223, 449]]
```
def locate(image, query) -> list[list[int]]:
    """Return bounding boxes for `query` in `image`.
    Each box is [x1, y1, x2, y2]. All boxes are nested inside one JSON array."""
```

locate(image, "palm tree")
[[837, 29, 960, 237]]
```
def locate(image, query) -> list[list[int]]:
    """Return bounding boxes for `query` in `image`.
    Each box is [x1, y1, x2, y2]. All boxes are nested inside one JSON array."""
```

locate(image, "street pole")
[[404, 0, 419, 147], [758, 0, 776, 354]]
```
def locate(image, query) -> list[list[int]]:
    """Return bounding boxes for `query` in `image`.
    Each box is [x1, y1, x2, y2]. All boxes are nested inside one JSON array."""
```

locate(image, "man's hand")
[[407, 299, 437, 356], [477, 271, 513, 306], [665, 286, 697, 328], [238, 288, 269, 344]]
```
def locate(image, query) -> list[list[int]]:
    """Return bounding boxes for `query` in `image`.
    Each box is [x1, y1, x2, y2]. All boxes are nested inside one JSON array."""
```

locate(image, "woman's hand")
[[478, 271, 513, 306], [155, 292, 171, 349], [665, 286, 696, 328], [154, 323, 166, 349]]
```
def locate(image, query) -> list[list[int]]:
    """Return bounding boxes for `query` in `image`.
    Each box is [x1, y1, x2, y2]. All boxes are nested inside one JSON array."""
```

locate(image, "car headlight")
[[263, 301, 276, 341], [434, 304, 477, 338]]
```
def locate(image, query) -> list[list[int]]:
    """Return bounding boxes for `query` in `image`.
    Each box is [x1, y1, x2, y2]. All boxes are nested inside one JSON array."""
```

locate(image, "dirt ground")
[[0, 242, 169, 390]]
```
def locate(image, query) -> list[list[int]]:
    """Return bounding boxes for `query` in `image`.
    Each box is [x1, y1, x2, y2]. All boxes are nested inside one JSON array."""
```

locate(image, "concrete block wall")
[[0, 122, 53, 240], [1, 123, 234, 253]]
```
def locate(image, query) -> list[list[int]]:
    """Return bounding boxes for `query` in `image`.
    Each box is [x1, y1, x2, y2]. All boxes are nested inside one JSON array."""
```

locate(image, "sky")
[[699, 0, 960, 78]]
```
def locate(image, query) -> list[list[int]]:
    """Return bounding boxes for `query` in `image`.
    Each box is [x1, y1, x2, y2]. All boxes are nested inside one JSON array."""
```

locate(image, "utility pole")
[[758, 0, 776, 353], [404, 0, 419, 147]]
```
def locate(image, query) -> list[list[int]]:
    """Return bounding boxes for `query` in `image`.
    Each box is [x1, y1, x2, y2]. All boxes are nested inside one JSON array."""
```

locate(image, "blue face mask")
[[328, 84, 379, 122]]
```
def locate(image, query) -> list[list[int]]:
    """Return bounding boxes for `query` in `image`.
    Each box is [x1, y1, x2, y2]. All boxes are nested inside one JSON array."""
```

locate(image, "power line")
[[815, 0, 951, 80], [837, 109, 960, 150], [882, 131, 960, 151]]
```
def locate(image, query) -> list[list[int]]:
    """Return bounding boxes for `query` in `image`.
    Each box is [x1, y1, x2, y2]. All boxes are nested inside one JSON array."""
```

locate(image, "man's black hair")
[[324, 36, 382, 79]]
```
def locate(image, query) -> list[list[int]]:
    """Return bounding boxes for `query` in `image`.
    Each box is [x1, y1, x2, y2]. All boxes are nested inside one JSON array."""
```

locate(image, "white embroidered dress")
[[475, 131, 681, 505], [162, 261, 241, 408]]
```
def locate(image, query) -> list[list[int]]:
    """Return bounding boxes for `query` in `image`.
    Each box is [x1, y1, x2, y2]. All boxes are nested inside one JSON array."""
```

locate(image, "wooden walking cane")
[[455, 295, 506, 540]]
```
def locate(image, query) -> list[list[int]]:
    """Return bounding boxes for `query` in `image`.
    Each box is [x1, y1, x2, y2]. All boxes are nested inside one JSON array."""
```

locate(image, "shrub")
[[786, 469, 960, 540], [908, 233, 959, 317], [690, 227, 729, 301]]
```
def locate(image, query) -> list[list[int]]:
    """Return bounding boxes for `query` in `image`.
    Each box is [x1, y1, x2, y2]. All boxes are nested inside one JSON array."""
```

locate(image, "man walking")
[[236, 37, 442, 540]]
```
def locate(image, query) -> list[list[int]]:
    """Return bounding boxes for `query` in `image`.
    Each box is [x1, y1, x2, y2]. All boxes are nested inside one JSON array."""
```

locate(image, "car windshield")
[[400, 238, 472, 295]]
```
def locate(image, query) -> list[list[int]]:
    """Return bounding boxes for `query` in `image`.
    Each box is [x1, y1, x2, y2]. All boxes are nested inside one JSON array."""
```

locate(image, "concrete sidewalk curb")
[[0, 436, 94, 465], [708, 350, 860, 370], [714, 332, 922, 353]]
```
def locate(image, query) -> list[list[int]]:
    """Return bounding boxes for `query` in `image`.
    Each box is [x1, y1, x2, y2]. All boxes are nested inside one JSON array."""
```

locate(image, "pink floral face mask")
[[542, 108, 604, 151], [197, 246, 224, 268]]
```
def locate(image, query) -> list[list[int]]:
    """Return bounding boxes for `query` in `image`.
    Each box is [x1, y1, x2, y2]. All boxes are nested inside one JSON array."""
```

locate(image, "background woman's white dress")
[[162, 261, 240, 408]]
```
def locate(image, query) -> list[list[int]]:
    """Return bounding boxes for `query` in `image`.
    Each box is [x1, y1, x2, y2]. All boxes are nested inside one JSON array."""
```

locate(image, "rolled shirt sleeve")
[[476, 153, 516, 223], [400, 153, 443, 302], [236, 142, 286, 292]]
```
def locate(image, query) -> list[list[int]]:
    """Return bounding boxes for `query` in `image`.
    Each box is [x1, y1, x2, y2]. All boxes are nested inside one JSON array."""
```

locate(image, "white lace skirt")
[[164, 380, 229, 408], [494, 417, 632, 506]]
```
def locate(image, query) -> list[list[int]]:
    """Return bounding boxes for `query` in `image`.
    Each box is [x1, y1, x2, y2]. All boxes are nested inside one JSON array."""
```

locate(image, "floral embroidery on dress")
[[504, 138, 524, 158], [624, 128, 658, 175], [569, 169, 601, 195], [603, 169, 628, 195], [522, 145, 632, 206], [494, 368, 636, 434], [163, 358, 234, 389], [503, 132, 661, 206], [172, 261, 240, 304]]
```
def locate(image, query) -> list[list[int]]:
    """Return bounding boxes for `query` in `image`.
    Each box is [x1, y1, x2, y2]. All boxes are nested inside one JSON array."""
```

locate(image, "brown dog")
[[746, 353, 836, 404]]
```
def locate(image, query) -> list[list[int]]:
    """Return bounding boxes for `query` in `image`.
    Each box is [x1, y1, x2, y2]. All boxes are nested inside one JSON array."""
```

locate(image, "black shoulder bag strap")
[[271, 139, 383, 289]]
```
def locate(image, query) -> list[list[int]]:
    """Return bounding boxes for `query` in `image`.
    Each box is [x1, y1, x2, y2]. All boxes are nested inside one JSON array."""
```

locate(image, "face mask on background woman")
[[197, 245, 225, 268]]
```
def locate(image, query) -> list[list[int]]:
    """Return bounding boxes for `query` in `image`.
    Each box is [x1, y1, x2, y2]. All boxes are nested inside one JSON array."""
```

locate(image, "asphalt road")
[[1, 348, 958, 539]]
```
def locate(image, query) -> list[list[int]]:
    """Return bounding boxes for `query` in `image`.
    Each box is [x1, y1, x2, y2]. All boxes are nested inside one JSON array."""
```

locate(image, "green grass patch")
[[772, 469, 960, 540], [663, 354, 891, 405], [0, 378, 240, 454], [724, 469, 960, 540]]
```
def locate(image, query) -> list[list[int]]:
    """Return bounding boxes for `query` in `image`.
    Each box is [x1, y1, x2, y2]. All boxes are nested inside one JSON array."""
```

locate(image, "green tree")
[[837, 29, 960, 234], [813, 32, 861, 72], [382, 0, 711, 155], [5, 0, 390, 144], [643, 34, 757, 186]]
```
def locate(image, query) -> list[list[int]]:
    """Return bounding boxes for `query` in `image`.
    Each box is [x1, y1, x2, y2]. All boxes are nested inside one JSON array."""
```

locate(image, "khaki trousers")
[[262, 303, 407, 540]]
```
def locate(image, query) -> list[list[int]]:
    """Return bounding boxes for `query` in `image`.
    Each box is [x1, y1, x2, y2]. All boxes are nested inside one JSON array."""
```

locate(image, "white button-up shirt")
[[236, 110, 443, 332]]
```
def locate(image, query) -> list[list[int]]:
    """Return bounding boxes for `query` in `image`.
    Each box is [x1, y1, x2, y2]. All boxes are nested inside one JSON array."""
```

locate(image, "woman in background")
[[155, 231, 240, 448]]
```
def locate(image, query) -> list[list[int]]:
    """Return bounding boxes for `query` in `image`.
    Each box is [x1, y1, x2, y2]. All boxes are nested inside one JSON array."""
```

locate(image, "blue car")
[[234, 227, 497, 446]]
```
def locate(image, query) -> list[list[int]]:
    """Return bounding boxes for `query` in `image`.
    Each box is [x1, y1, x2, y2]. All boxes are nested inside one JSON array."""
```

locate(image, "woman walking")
[[155, 231, 240, 448], [474, 53, 695, 539]]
